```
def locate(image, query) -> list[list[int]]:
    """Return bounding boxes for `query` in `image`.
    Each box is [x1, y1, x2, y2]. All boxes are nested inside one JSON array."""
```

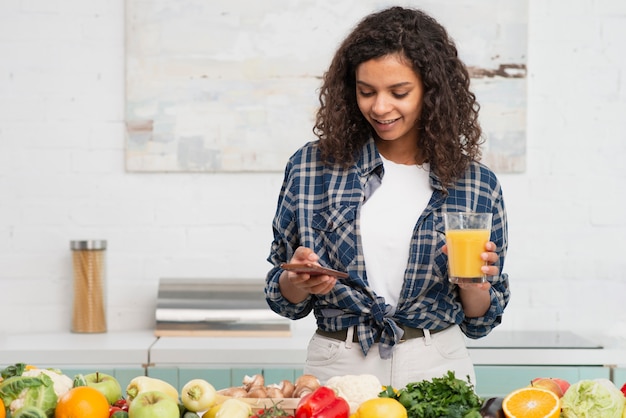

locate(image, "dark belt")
[[316, 324, 449, 343]]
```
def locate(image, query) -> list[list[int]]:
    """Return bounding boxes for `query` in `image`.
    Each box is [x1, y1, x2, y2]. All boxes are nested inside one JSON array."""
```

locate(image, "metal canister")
[[70, 240, 107, 333]]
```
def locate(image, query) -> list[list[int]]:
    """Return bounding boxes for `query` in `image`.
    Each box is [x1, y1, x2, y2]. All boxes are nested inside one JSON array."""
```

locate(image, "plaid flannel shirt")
[[265, 137, 510, 359]]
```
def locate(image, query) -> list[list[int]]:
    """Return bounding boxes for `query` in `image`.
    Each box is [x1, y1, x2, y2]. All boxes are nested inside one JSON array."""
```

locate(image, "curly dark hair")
[[314, 6, 483, 188]]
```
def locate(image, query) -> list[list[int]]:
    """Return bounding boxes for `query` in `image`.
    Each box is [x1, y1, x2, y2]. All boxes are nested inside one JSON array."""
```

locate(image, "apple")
[[531, 377, 571, 396], [551, 377, 571, 394], [85, 371, 123, 405], [530, 377, 564, 398], [128, 390, 180, 418]]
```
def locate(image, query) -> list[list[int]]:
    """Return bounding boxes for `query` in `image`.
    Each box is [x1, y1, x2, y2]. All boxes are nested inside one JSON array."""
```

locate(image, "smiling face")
[[355, 53, 424, 160]]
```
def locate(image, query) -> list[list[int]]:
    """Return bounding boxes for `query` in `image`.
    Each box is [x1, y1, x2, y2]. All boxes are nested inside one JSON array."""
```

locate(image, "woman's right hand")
[[279, 247, 337, 302]]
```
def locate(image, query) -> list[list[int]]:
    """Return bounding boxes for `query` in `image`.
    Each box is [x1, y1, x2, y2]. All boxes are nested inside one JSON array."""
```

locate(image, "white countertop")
[[0, 331, 156, 367], [2, 329, 625, 369]]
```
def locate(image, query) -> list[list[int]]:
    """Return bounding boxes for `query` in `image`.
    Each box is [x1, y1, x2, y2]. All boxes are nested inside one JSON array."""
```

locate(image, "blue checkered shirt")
[[265, 137, 510, 359]]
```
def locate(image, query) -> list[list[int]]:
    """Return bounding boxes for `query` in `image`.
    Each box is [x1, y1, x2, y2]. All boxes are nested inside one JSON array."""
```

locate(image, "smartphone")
[[280, 263, 349, 279]]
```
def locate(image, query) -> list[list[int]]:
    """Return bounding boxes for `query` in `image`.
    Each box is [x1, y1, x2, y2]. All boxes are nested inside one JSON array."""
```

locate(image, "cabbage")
[[561, 378, 625, 418], [0, 373, 58, 417], [13, 405, 48, 418]]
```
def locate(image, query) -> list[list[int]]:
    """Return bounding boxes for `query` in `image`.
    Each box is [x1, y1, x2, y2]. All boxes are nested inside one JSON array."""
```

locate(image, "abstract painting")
[[125, 0, 527, 172]]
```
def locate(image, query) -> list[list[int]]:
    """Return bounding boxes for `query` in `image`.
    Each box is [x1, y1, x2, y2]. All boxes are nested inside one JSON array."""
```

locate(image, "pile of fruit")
[[2, 362, 626, 418]]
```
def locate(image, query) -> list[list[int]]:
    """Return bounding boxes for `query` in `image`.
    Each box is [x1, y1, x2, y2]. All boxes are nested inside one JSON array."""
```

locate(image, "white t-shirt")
[[360, 156, 432, 306]]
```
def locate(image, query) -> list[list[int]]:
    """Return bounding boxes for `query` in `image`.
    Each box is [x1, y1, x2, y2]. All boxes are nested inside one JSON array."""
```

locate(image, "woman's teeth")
[[376, 118, 399, 124]]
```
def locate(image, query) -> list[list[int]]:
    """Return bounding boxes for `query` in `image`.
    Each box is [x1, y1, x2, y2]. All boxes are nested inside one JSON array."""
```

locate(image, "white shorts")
[[303, 324, 476, 390]]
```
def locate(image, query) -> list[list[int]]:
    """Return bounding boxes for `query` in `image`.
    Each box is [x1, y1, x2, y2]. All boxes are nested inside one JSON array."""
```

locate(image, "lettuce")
[[561, 378, 625, 418], [0, 373, 58, 418]]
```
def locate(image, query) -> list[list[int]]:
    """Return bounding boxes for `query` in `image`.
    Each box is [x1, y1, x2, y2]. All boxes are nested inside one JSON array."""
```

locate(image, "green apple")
[[84, 371, 123, 405], [128, 390, 180, 418]]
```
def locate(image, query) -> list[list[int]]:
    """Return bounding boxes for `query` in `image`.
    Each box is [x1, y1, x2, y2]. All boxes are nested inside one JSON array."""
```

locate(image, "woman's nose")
[[372, 94, 392, 115]]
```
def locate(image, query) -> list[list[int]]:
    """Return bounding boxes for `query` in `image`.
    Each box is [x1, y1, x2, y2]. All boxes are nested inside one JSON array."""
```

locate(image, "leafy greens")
[[380, 370, 483, 418]]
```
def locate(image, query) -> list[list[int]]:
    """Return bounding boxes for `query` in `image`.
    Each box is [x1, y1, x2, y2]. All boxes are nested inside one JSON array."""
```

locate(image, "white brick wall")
[[1, 0, 625, 338]]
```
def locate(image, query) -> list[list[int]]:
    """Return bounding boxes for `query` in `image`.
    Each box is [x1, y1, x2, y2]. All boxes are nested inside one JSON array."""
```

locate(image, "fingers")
[[481, 242, 499, 264], [292, 246, 319, 263], [288, 272, 336, 295], [481, 264, 500, 277]]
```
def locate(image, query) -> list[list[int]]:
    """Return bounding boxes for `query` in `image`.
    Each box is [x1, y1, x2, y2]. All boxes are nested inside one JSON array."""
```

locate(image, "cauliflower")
[[21, 368, 73, 398], [325, 374, 383, 414], [6, 368, 73, 414]]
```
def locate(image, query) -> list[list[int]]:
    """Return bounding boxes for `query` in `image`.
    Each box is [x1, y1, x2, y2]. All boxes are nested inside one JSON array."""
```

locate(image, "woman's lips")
[[373, 117, 400, 131]]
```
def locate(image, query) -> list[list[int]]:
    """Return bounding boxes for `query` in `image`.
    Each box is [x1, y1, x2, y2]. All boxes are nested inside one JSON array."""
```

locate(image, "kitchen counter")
[[4, 329, 623, 398], [1, 329, 625, 369], [0, 331, 156, 367]]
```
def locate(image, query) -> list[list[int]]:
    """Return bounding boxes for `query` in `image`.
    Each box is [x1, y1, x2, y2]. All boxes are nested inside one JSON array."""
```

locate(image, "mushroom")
[[243, 374, 265, 391], [217, 386, 248, 398], [247, 386, 268, 398], [293, 374, 321, 398], [278, 379, 295, 398], [265, 385, 285, 399]]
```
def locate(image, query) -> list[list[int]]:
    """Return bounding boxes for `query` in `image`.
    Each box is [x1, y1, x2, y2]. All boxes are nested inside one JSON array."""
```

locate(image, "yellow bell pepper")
[[202, 403, 222, 418], [350, 398, 407, 418], [210, 399, 251, 418], [126, 376, 179, 402]]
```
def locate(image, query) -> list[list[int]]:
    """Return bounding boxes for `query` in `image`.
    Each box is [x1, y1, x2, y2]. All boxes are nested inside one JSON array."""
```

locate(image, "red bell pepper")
[[295, 386, 350, 418]]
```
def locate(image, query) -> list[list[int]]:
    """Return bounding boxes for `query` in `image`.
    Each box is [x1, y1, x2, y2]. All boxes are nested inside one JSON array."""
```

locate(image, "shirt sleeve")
[[461, 278, 509, 338], [265, 265, 314, 320], [264, 155, 315, 320]]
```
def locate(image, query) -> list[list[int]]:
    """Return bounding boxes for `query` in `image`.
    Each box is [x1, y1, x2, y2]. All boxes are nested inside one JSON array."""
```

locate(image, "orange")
[[0, 398, 6, 418], [502, 386, 561, 418], [55, 386, 109, 418]]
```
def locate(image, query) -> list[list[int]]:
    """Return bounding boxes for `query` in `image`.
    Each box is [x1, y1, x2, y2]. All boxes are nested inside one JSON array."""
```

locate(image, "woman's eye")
[[393, 92, 409, 98], [358, 90, 374, 97]]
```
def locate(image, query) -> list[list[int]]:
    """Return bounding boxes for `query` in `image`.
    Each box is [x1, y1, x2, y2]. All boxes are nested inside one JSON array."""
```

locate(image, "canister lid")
[[70, 240, 107, 250]]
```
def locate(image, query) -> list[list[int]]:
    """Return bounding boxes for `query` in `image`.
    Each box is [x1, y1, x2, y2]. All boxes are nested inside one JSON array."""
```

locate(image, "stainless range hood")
[[155, 278, 291, 337]]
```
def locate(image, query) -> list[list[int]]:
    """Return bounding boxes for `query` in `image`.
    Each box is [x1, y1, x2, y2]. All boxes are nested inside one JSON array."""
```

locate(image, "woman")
[[265, 6, 510, 389]]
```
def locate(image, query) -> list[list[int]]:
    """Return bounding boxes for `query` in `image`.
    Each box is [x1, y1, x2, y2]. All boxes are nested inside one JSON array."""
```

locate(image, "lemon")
[[350, 398, 407, 418]]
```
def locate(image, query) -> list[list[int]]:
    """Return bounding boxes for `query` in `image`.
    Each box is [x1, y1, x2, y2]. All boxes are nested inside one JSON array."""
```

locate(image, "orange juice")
[[446, 228, 490, 283]]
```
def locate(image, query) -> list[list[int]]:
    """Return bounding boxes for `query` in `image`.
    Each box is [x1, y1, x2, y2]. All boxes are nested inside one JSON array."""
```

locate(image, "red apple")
[[551, 378, 571, 394], [531, 377, 571, 397], [530, 378, 564, 398]]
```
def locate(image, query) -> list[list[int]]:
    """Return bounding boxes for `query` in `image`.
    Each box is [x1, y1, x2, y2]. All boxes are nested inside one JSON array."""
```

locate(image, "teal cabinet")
[[147, 367, 305, 391], [474, 366, 611, 398], [613, 368, 626, 388], [263, 368, 297, 385], [178, 368, 231, 392], [146, 367, 179, 391]]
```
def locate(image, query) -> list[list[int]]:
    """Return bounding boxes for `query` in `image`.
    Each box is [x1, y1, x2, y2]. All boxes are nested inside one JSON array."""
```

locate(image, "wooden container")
[[214, 395, 299, 415], [70, 240, 107, 333]]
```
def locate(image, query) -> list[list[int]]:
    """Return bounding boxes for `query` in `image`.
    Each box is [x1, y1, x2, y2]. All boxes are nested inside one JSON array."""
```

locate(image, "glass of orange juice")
[[444, 212, 492, 284]]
